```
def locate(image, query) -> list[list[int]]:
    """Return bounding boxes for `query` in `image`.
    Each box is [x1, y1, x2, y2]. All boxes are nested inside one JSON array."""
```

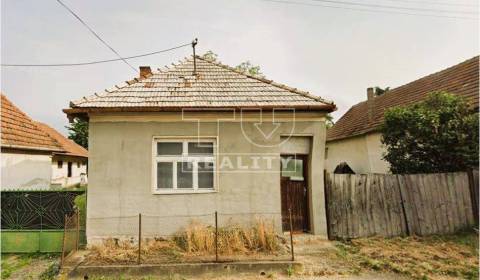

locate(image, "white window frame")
[[152, 137, 217, 194]]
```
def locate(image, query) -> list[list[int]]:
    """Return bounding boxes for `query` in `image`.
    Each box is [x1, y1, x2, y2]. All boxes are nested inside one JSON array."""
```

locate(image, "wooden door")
[[280, 155, 309, 232]]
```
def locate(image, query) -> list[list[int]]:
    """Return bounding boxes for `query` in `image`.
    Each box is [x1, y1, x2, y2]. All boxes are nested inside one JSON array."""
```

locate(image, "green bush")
[[381, 92, 479, 174], [74, 193, 86, 229]]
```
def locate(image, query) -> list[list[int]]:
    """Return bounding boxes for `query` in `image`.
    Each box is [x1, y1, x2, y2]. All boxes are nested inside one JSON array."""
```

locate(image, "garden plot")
[[83, 220, 291, 265]]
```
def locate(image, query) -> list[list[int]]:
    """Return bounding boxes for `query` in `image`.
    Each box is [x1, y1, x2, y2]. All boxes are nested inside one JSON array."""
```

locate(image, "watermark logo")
[[179, 107, 299, 173]]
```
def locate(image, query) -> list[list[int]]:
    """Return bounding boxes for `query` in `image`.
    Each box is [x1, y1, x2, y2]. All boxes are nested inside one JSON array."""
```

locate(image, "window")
[[77, 162, 81, 168], [281, 157, 304, 181], [57, 161, 63, 169], [153, 139, 216, 193]]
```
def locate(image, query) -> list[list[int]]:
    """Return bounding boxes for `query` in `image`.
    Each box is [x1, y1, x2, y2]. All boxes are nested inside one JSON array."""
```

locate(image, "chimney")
[[139, 66, 152, 79], [367, 87, 375, 123]]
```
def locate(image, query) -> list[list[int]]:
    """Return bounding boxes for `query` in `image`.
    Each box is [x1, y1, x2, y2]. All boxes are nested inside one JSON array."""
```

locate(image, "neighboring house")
[[64, 56, 336, 242], [35, 122, 88, 187], [1, 94, 88, 189], [326, 56, 479, 174]]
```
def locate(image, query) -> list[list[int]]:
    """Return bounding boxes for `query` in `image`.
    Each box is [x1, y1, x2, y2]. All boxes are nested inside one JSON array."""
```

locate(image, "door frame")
[[280, 153, 311, 233]]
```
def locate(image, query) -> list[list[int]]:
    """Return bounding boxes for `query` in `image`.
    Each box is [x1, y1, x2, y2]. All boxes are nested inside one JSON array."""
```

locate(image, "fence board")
[[459, 173, 474, 226], [469, 170, 479, 225], [325, 172, 476, 239]]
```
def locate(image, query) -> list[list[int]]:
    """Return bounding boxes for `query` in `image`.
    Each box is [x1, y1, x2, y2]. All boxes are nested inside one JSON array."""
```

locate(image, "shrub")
[[74, 193, 86, 228], [382, 92, 479, 174]]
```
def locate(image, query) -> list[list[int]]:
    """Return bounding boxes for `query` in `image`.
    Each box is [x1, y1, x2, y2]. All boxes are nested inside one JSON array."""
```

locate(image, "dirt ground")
[[1, 253, 59, 280], [55, 230, 480, 279]]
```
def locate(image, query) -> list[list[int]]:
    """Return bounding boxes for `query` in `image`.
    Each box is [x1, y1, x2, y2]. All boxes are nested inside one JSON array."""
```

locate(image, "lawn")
[[1, 253, 60, 280], [334, 229, 479, 279]]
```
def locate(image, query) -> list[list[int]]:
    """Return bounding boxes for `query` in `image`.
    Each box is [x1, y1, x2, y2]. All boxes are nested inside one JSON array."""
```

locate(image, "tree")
[[374, 86, 390, 96], [66, 118, 89, 149], [202, 51, 264, 77], [234, 61, 264, 77], [326, 114, 334, 129], [381, 92, 478, 174], [202, 50, 218, 62]]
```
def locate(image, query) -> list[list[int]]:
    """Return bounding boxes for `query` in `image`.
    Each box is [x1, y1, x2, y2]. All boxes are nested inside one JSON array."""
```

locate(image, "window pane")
[[157, 162, 173, 189], [177, 162, 193, 189], [198, 162, 214, 189], [157, 142, 183, 156], [281, 158, 304, 181], [188, 142, 213, 155]]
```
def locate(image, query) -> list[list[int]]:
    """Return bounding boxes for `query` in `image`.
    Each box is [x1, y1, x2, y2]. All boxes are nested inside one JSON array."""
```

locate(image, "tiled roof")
[[35, 122, 88, 158], [327, 56, 479, 142], [1, 94, 63, 151], [66, 56, 335, 113]]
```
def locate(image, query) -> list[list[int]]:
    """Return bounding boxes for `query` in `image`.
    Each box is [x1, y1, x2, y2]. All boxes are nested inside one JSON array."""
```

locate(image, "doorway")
[[280, 154, 310, 232]]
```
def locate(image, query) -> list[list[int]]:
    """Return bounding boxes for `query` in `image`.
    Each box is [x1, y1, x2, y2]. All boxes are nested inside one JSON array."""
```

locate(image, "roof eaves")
[[327, 126, 380, 142], [1, 143, 64, 153]]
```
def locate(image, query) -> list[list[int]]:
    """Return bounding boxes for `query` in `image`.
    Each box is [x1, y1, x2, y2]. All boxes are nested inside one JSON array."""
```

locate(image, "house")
[[326, 56, 479, 174], [1, 94, 88, 189], [63, 55, 336, 242]]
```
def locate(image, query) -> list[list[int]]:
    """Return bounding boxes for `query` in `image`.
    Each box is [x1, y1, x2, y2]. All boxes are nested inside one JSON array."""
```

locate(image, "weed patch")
[[86, 219, 285, 265], [336, 230, 479, 279]]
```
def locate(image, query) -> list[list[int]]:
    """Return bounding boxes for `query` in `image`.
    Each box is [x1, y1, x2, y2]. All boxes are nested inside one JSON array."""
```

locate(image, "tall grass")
[[174, 219, 279, 254], [87, 219, 280, 264]]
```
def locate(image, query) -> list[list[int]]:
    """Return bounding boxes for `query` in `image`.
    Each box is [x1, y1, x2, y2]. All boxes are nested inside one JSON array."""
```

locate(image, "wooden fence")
[[324, 171, 479, 239]]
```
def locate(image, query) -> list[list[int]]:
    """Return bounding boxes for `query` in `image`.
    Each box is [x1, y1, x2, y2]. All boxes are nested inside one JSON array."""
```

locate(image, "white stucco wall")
[[86, 112, 328, 243], [51, 156, 87, 187], [1, 152, 52, 189], [325, 132, 390, 174]]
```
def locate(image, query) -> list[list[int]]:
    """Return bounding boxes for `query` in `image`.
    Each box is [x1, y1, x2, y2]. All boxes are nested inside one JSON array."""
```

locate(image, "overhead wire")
[[375, 0, 477, 8], [55, 0, 137, 72], [307, 0, 478, 14], [1, 43, 191, 67], [263, 0, 478, 20]]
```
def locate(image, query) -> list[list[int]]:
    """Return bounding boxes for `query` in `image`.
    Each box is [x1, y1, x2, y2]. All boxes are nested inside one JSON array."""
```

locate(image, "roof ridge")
[[328, 55, 479, 121], [370, 55, 479, 103], [195, 55, 335, 106], [327, 55, 479, 142], [67, 54, 336, 113]]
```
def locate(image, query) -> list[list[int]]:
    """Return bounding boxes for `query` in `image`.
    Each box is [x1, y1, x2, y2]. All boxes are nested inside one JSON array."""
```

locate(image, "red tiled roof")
[[35, 122, 88, 158], [1, 94, 63, 151], [327, 56, 479, 141]]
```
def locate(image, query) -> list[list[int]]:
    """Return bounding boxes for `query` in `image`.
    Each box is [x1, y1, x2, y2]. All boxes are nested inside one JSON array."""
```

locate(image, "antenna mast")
[[192, 38, 198, 76]]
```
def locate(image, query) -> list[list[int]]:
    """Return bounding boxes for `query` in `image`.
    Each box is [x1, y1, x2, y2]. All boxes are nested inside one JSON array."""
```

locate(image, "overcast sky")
[[1, 0, 478, 134]]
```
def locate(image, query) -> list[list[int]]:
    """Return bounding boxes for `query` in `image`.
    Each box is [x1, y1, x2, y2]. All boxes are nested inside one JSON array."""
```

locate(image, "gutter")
[[1, 144, 64, 153]]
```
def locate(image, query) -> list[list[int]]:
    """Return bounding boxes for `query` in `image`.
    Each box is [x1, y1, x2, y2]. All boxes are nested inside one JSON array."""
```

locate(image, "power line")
[[55, 0, 137, 72], [378, 0, 477, 8], [1, 43, 191, 67], [263, 0, 478, 19], [307, 0, 478, 14]]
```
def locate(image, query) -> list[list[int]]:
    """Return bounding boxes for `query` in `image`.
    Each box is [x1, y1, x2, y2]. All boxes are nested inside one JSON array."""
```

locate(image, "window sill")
[[152, 189, 217, 195]]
